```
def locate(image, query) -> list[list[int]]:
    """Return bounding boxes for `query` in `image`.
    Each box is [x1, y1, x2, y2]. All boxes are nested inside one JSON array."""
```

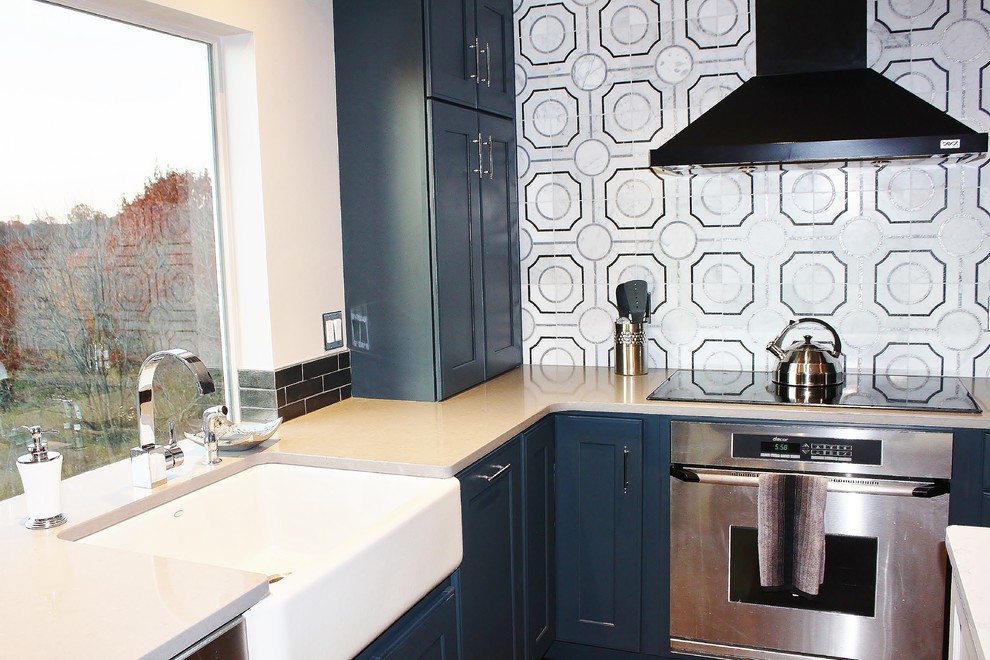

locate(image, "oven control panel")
[[732, 433, 882, 465]]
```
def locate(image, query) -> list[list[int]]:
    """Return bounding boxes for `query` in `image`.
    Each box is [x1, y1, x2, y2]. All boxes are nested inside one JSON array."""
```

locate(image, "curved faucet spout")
[[137, 349, 216, 448]]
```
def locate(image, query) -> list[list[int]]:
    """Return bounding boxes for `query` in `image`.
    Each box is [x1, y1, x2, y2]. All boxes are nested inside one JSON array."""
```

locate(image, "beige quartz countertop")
[[4, 365, 990, 659], [270, 365, 990, 478]]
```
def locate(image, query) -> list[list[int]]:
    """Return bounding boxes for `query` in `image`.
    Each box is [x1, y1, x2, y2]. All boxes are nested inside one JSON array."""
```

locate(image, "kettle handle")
[[766, 317, 842, 358]]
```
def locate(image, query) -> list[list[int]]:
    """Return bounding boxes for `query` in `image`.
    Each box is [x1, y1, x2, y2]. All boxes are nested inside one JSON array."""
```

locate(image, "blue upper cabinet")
[[478, 112, 522, 382], [334, 0, 521, 401], [426, 0, 515, 118]]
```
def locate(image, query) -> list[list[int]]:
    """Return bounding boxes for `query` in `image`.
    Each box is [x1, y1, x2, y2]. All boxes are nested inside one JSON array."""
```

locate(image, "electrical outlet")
[[323, 311, 344, 350]]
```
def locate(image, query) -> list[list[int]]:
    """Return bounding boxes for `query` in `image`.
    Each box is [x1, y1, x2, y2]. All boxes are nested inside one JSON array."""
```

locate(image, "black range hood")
[[649, 0, 988, 169]]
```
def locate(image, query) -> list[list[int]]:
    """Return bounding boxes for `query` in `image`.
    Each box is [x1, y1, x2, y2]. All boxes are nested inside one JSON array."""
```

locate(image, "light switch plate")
[[323, 311, 344, 350]]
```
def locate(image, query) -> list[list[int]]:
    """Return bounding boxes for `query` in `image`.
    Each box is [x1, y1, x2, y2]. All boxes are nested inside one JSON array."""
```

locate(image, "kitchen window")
[[0, 0, 228, 498]]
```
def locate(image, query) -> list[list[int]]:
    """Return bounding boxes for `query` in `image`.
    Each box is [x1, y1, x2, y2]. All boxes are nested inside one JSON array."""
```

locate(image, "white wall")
[[60, 0, 345, 372]]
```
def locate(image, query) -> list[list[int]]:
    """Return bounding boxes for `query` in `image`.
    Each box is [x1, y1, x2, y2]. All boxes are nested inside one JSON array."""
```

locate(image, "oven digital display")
[[761, 440, 801, 455], [733, 433, 883, 465]]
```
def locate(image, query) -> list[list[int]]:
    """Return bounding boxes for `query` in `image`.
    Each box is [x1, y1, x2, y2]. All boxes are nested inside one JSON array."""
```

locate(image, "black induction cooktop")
[[648, 370, 982, 414]]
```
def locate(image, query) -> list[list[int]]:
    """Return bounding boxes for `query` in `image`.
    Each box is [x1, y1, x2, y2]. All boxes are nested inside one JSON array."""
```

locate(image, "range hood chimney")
[[649, 0, 988, 169]]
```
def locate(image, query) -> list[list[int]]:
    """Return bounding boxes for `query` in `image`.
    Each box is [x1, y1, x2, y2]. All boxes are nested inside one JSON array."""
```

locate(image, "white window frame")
[[40, 0, 266, 416]]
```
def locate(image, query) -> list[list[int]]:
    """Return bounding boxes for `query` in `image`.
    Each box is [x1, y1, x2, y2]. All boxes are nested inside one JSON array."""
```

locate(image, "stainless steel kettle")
[[766, 317, 844, 388]]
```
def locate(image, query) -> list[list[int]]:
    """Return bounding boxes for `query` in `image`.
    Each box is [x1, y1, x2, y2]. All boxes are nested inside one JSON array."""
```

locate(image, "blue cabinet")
[[947, 428, 988, 527], [357, 580, 459, 660], [554, 414, 645, 652], [457, 438, 525, 659], [456, 419, 556, 660], [426, 0, 515, 117], [982, 433, 990, 526], [333, 0, 520, 402], [430, 101, 521, 398], [523, 418, 555, 659]]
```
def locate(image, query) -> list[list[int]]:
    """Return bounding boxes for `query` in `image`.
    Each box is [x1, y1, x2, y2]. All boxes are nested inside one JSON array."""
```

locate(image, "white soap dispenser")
[[15, 426, 67, 530]]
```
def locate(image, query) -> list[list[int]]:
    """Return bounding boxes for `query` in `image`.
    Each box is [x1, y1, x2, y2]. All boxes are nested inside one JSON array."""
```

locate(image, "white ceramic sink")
[[72, 462, 462, 659]]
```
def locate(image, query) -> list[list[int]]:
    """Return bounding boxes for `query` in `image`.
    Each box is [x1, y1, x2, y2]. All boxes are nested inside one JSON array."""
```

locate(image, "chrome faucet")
[[131, 348, 217, 488]]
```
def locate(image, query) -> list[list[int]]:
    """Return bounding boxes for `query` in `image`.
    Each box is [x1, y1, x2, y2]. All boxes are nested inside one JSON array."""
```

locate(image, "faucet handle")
[[201, 404, 229, 430], [163, 421, 184, 470], [201, 405, 229, 466]]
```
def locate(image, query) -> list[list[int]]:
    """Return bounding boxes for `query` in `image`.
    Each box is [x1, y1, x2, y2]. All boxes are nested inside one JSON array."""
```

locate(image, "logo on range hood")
[[648, 0, 988, 169]]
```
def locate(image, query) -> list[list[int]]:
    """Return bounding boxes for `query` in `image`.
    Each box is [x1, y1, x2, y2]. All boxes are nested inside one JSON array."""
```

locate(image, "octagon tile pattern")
[[516, 0, 990, 376]]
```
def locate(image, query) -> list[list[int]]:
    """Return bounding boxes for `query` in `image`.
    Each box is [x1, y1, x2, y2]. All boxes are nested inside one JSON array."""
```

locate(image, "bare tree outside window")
[[0, 1, 225, 498]]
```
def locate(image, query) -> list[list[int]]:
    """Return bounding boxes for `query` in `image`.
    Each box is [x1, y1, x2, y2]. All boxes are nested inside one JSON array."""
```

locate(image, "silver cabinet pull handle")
[[469, 37, 481, 83], [484, 42, 491, 87], [472, 132, 484, 179], [485, 135, 494, 180], [622, 447, 630, 493], [477, 464, 511, 482]]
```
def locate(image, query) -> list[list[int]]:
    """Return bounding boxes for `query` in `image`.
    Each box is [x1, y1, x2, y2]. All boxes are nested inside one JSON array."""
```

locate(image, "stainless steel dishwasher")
[[669, 420, 952, 660]]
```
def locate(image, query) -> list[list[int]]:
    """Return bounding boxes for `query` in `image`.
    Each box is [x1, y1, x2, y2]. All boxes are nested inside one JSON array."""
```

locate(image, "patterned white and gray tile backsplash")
[[514, 0, 990, 378]]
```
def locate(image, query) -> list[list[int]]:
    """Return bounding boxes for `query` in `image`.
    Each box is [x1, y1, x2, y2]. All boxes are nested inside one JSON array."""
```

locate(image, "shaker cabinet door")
[[426, 0, 478, 109], [479, 112, 521, 379], [475, 0, 516, 117], [555, 414, 644, 653], [458, 439, 526, 659], [426, 0, 514, 117], [429, 101, 486, 399], [523, 418, 555, 659]]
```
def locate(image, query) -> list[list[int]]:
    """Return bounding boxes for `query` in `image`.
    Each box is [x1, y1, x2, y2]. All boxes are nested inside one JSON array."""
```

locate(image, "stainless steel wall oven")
[[669, 421, 952, 660]]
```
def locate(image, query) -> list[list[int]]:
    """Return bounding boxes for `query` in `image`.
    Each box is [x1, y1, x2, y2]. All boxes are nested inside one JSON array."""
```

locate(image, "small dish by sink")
[[68, 462, 462, 659], [183, 417, 282, 451]]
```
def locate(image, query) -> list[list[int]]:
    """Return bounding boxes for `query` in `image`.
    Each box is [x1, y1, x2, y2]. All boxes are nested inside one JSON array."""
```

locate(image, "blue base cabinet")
[[457, 437, 525, 659], [456, 417, 556, 660], [551, 413, 666, 659], [523, 418, 556, 659], [362, 415, 990, 660], [554, 414, 644, 652], [983, 432, 990, 526], [357, 580, 459, 660]]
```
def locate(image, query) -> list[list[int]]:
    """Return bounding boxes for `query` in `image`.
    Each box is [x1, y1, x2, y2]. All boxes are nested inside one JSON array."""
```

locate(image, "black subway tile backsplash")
[[324, 367, 351, 391], [237, 355, 350, 423], [285, 377, 323, 404], [275, 364, 303, 389], [279, 400, 306, 422], [302, 354, 340, 380], [273, 351, 352, 422], [305, 389, 340, 413]]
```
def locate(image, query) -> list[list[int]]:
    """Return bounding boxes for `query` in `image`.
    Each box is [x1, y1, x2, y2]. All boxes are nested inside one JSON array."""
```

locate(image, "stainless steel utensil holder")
[[614, 321, 648, 376]]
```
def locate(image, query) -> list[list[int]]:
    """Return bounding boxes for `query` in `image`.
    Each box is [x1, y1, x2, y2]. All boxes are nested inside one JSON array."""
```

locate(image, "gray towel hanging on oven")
[[757, 472, 828, 597]]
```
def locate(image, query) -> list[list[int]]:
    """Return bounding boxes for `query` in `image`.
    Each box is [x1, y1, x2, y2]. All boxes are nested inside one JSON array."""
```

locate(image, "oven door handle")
[[670, 465, 950, 498]]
